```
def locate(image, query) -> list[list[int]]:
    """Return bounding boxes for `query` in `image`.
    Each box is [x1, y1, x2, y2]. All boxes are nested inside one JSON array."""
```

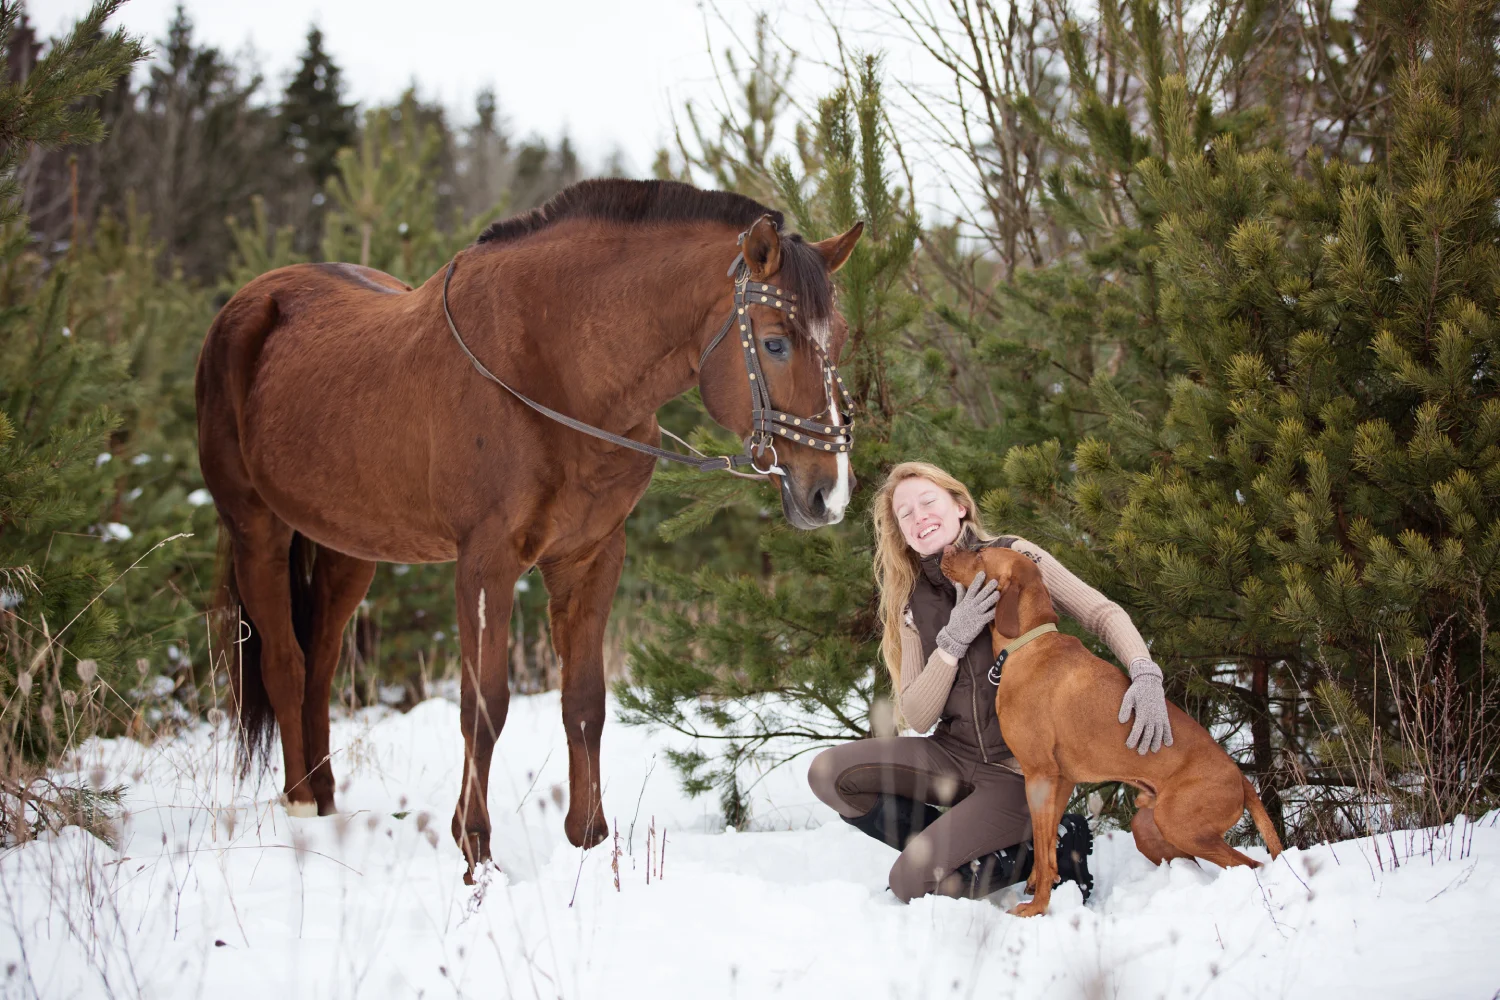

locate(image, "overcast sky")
[[28, 0, 944, 185]]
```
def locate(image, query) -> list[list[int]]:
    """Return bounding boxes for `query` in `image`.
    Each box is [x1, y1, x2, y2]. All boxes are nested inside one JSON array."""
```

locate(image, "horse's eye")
[[763, 338, 788, 358]]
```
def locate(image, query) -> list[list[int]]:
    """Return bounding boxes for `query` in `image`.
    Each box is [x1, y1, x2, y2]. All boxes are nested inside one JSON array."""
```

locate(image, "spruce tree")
[[280, 26, 356, 191], [279, 25, 356, 252], [87, 4, 280, 282]]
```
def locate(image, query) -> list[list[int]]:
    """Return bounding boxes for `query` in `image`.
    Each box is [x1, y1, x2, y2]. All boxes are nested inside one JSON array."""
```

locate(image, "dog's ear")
[[994, 581, 1022, 638]]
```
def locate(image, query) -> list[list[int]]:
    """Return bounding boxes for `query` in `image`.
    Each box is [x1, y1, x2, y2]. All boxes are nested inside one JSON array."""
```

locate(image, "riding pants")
[[807, 736, 1031, 902]]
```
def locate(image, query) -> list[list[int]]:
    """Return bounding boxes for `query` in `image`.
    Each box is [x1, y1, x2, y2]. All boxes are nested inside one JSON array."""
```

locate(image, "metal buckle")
[[987, 650, 1008, 686], [750, 442, 782, 476]]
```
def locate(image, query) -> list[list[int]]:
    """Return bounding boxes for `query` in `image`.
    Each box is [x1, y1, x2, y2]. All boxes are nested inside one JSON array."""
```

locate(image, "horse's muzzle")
[[780, 473, 849, 529]]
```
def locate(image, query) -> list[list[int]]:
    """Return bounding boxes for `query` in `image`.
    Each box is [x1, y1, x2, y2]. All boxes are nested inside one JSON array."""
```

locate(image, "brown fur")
[[196, 180, 862, 881], [939, 546, 1285, 917]]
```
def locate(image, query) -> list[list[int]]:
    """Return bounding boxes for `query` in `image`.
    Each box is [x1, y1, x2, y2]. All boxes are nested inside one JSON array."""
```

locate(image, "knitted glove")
[[1118, 658, 1173, 754], [935, 574, 1001, 660]]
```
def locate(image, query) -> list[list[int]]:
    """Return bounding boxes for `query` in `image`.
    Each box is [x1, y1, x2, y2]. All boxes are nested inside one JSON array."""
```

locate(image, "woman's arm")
[[1005, 537, 1149, 663], [1005, 536, 1173, 753], [895, 614, 959, 734]]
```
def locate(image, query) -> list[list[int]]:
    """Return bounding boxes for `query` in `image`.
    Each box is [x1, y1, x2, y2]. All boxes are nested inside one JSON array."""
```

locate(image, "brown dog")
[[940, 545, 1283, 917]]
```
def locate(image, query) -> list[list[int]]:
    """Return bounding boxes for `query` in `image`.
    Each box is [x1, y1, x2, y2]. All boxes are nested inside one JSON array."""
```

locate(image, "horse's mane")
[[474, 179, 833, 332]]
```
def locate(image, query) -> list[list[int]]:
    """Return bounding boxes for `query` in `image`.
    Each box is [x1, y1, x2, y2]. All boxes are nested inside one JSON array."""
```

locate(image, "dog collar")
[[987, 623, 1059, 685]]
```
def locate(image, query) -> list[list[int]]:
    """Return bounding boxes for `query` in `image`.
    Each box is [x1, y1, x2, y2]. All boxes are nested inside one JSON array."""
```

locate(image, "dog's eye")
[[763, 338, 788, 358]]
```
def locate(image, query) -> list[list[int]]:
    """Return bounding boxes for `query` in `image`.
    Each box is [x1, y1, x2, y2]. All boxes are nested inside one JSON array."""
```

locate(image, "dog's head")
[[940, 544, 1049, 640]]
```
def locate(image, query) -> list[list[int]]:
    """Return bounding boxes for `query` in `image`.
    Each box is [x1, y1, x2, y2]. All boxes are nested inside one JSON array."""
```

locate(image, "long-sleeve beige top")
[[897, 536, 1152, 733]]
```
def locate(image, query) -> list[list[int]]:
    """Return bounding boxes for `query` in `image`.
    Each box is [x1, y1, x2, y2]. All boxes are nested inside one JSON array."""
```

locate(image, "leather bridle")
[[440, 230, 854, 477]]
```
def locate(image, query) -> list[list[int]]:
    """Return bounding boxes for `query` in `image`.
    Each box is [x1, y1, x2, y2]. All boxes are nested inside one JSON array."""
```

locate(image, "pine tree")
[[666, 14, 797, 206], [0, 0, 149, 763], [618, 57, 922, 825], [991, 0, 1500, 837]]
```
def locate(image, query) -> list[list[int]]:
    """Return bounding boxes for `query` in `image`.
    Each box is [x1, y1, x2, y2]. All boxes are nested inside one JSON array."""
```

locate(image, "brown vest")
[[908, 539, 1014, 763]]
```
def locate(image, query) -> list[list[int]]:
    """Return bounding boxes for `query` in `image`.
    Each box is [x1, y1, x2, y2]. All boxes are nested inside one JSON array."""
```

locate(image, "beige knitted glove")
[[935, 574, 1001, 660], [1119, 657, 1173, 754]]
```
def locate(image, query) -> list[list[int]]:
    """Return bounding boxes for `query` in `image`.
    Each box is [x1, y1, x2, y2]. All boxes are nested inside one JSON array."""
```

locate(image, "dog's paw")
[[1008, 898, 1050, 918]]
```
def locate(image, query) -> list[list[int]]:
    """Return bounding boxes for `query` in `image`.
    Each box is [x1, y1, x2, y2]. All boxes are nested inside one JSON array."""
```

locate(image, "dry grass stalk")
[[610, 822, 621, 892], [1288, 625, 1500, 866], [646, 816, 655, 885]]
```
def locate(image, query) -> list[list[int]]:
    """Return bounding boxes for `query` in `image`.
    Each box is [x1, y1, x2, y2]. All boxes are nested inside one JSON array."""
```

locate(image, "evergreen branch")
[[29, 532, 191, 663]]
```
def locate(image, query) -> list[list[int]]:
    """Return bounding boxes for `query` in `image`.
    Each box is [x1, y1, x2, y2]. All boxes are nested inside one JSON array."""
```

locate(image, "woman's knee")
[[887, 836, 944, 902], [807, 746, 847, 811]]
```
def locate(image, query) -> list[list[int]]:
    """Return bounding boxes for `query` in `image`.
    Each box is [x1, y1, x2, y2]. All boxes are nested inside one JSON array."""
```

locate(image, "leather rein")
[[440, 235, 854, 477]]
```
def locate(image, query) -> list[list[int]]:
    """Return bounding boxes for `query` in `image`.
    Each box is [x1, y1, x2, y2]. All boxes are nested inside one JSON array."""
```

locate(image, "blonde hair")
[[872, 462, 994, 695]]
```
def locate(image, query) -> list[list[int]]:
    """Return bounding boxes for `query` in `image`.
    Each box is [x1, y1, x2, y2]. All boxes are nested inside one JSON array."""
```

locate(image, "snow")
[[5, 692, 1498, 999]]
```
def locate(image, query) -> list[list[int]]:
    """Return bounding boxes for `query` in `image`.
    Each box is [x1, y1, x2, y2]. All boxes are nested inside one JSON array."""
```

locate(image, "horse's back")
[[227, 261, 412, 331], [198, 261, 459, 563]]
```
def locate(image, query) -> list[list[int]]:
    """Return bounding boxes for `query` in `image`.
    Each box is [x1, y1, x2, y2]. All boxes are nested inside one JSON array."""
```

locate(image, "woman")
[[808, 462, 1173, 902]]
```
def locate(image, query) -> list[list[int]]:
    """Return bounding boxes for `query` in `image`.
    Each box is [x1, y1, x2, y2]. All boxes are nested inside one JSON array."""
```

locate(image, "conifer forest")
[[2, 1, 1500, 995]]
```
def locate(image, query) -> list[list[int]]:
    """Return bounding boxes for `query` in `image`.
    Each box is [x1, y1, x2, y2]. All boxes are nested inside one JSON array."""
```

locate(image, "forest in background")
[[3, 0, 1498, 849]]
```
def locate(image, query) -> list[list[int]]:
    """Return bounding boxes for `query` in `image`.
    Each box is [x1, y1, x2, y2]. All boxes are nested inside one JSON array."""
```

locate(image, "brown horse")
[[197, 179, 863, 880]]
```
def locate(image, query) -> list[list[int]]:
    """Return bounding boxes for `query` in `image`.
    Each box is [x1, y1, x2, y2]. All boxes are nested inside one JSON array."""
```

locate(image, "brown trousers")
[[807, 736, 1031, 902]]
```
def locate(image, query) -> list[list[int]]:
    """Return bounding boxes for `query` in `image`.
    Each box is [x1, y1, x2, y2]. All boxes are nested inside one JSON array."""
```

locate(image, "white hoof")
[[284, 799, 318, 818]]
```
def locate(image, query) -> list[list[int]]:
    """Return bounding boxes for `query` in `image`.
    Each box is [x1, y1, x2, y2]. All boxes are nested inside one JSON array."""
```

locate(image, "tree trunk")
[[1250, 659, 1285, 839]]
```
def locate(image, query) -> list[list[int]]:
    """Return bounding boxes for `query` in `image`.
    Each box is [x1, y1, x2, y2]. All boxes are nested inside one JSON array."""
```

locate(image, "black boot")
[[1054, 813, 1095, 901], [954, 839, 1033, 899], [954, 813, 1094, 902], [842, 794, 943, 851]]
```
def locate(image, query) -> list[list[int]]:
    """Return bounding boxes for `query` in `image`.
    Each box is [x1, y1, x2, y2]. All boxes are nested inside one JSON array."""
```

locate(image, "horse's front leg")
[[540, 528, 625, 849], [451, 538, 522, 883]]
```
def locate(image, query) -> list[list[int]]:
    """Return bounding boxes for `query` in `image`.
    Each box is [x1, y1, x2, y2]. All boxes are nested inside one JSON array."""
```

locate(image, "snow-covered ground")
[[4, 692, 1498, 999]]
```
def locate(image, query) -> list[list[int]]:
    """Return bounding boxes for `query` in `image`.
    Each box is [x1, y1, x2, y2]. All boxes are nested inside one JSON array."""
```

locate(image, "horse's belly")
[[240, 371, 454, 563]]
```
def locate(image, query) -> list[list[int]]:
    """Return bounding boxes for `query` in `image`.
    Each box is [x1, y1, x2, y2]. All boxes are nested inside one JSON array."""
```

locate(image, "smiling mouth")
[[918, 524, 940, 540]]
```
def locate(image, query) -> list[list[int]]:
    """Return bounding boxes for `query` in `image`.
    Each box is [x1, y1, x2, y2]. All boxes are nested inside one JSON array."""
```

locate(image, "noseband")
[[441, 233, 854, 477]]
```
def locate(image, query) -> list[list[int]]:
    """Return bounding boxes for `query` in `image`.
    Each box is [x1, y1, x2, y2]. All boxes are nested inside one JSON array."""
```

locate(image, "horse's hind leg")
[[302, 549, 377, 815], [539, 527, 625, 850], [228, 507, 316, 813]]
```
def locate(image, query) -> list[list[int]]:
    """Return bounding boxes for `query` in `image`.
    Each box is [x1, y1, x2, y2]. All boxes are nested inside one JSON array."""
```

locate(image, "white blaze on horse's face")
[[814, 318, 850, 524]]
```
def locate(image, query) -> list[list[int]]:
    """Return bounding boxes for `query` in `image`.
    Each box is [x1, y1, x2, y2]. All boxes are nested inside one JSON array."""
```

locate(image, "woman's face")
[[891, 476, 967, 556]]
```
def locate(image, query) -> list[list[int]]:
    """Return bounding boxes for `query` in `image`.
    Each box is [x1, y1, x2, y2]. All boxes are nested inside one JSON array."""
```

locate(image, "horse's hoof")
[[283, 798, 318, 818], [452, 823, 492, 872], [565, 813, 609, 849]]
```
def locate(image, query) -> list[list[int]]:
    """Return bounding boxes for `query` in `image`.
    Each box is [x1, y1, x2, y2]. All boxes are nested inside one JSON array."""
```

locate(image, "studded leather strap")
[[442, 226, 855, 477]]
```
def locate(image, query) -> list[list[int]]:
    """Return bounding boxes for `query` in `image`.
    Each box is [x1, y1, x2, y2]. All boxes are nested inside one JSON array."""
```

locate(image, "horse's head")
[[700, 214, 865, 529]]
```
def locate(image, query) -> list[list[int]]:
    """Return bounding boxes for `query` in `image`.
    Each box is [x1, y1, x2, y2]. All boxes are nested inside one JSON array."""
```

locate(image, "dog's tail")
[[1243, 775, 1284, 859]]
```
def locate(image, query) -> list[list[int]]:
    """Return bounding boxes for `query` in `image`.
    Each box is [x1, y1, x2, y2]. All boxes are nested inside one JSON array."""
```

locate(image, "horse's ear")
[[812, 221, 864, 274], [743, 215, 782, 279]]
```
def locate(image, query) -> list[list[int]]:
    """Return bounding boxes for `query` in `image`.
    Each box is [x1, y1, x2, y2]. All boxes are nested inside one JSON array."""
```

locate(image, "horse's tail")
[[1243, 775, 1284, 859], [202, 282, 316, 777], [212, 526, 318, 778]]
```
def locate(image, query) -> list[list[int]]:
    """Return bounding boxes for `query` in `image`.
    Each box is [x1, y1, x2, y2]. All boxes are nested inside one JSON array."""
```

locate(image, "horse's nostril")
[[810, 487, 828, 518]]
